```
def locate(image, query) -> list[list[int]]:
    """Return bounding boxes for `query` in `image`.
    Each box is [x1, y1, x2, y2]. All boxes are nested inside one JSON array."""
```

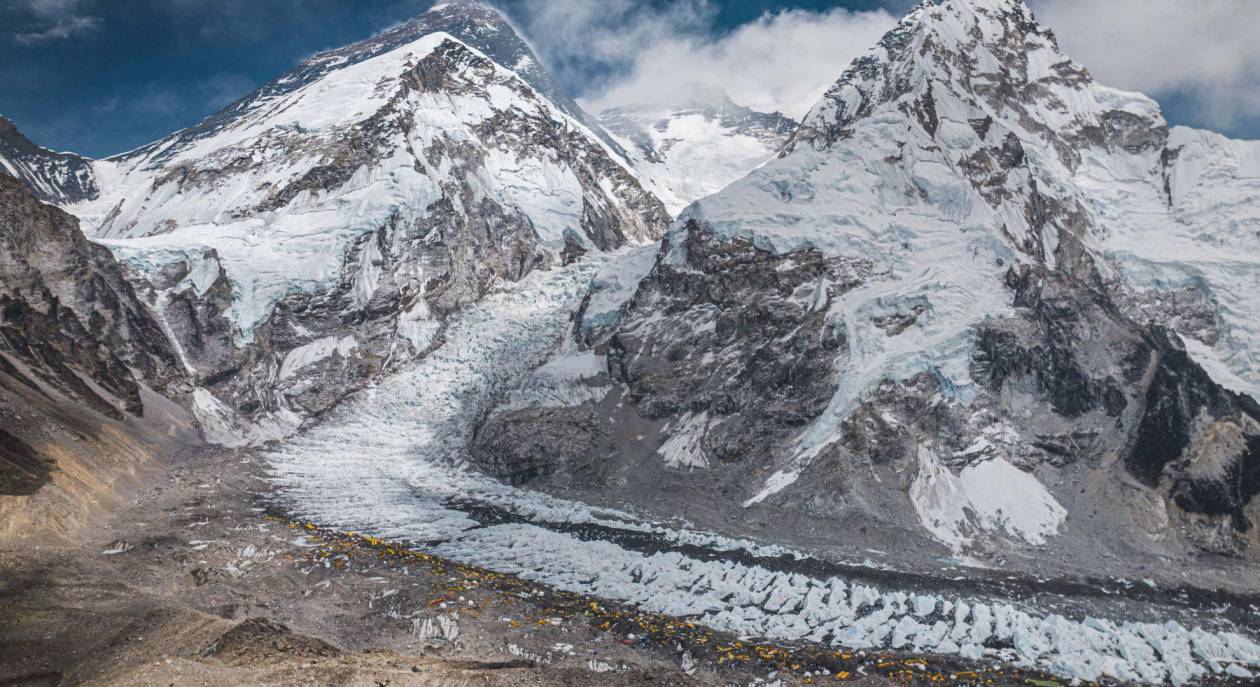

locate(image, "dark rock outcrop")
[[0, 116, 97, 205], [605, 223, 863, 462], [0, 428, 53, 496], [471, 222, 868, 488], [0, 175, 195, 535], [0, 174, 181, 418]]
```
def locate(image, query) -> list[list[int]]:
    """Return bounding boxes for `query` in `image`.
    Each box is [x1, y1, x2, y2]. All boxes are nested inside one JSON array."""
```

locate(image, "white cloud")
[[510, 0, 897, 120], [1030, 0, 1260, 133], [25, 0, 82, 16], [13, 0, 101, 44], [510, 0, 1259, 136]]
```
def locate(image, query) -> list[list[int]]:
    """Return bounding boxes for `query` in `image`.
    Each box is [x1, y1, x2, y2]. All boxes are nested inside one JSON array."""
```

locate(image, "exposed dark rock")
[[982, 262, 1260, 535], [0, 175, 182, 418], [474, 222, 868, 487], [605, 223, 864, 464], [0, 116, 97, 205], [1126, 329, 1260, 530], [473, 403, 611, 486], [872, 304, 926, 336], [0, 429, 53, 496]]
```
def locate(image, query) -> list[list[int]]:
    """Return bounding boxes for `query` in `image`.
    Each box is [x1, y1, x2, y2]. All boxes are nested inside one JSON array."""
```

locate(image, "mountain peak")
[[608, 81, 736, 114], [424, 0, 499, 16], [409, 0, 515, 38], [125, 0, 624, 165], [789, 0, 1160, 160], [595, 79, 798, 215], [599, 81, 795, 134], [0, 114, 97, 204]]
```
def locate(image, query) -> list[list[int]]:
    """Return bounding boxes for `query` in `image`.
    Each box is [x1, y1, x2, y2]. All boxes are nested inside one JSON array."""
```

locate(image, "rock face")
[[0, 116, 97, 205], [0, 174, 194, 536], [0, 174, 180, 419], [598, 83, 797, 215], [0, 428, 52, 496], [61, 2, 669, 443], [473, 0, 1260, 566]]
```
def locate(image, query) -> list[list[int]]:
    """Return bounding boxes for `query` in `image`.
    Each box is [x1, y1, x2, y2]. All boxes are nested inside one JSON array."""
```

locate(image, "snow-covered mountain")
[[55, 1, 668, 443], [5, 2, 1258, 683], [0, 116, 97, 205], [596, 83, 797, 215], [474, 0, 1260, 571]]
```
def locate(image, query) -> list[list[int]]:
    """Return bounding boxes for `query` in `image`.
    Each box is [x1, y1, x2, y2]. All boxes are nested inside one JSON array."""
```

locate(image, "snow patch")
[[743, 469, 801, 508], [278, 336, 357, 380], [1181, 336, 1260, 400], [579, 243, 658, 333], [658, 412, 710, 470], [911, 447, 1065, 552], [192, 387, 300, 448], [958, 456, 1066, 546]]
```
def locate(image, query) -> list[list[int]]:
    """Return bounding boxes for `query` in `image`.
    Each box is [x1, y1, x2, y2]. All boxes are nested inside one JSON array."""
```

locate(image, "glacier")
[[265, 255, 1259, 685]]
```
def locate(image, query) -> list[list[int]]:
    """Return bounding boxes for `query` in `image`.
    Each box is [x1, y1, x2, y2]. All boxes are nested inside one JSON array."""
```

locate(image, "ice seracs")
[[266, 252, 1260, 687]]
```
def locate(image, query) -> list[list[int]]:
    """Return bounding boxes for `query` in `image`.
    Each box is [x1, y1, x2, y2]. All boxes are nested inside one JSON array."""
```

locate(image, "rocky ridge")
[[0, 174, 180, 420], [0, 173, 197, 539], [0, 115, 97, 205]]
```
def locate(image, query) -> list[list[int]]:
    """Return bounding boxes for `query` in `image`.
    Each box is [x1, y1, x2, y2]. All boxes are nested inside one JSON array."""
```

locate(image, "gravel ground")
[[0, 443, 1076, 686]]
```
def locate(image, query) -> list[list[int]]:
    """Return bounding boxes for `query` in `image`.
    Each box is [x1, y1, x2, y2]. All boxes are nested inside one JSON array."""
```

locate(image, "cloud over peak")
[[509, 0, 897, 120], [1031, 0, 1260, 136], [510, 0, 1260, 139]]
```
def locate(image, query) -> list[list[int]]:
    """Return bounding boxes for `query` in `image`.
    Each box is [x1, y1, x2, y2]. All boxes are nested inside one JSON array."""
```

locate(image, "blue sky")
[[1, 0, 1256, 158]]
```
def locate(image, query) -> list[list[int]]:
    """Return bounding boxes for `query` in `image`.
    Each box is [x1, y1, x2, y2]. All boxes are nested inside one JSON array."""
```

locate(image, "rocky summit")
[[0, 116, 98, 205]]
